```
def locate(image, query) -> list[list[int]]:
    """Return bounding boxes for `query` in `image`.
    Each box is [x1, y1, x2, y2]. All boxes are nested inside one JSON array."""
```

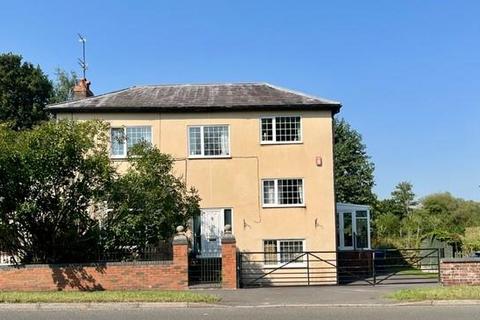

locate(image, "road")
[[1, 305, 480, 320]]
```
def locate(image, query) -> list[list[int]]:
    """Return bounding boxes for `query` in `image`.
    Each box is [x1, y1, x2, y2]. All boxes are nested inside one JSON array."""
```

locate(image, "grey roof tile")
[[46, 83, 341, 113]]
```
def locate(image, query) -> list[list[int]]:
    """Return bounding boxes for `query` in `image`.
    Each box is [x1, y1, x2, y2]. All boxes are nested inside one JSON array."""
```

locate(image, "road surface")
[[1, 305, 479, 320]]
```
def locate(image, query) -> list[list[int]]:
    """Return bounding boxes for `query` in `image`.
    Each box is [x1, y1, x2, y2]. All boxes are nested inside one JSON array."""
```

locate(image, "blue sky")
[[2, 1, 479, 200]]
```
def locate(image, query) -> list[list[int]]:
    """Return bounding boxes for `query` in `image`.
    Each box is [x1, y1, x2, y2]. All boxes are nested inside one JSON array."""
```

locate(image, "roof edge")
[[47, 103, 341, 114]]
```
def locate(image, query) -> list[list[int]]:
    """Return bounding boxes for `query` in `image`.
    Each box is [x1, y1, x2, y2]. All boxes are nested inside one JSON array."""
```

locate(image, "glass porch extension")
[[336, 203, 371, 250]]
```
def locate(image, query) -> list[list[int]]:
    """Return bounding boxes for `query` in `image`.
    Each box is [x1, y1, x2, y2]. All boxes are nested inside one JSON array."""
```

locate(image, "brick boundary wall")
[[0, 237, 189, 291], [440, 258, 480, 286], [221, 228, 237, 289]]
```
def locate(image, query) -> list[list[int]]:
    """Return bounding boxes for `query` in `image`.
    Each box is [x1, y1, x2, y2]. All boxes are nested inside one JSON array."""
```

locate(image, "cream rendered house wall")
[[57, 110, 336, 253]]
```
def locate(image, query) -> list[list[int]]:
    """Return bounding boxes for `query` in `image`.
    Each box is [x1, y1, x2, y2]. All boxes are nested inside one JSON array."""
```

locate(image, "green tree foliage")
[[0, 121, 201, 263], [0, 53, 53, 130], [374, 184, 480, 250], [334, 118, 375, 205], [390, 181, 416, 218], [461, 227, 480, 254], [0, 121, 113, 263], [51, 68, 78, 103], [102, 142, 201, 250]]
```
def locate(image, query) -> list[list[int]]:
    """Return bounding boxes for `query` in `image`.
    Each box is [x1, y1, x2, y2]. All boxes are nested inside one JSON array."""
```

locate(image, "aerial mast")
[[78, 34, 87, 79]]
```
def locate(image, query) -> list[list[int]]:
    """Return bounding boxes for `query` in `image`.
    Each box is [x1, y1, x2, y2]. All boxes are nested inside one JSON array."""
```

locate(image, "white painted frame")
[[110, 126, 153, 159], [187, 125, 231, 159], [261, 178, 306, 208], [262, 239, 307, 268], [259, 115, 303, 145]]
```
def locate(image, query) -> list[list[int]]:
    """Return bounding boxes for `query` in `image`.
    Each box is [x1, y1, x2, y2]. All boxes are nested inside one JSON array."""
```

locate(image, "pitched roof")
[[46, 83, 341, 113]]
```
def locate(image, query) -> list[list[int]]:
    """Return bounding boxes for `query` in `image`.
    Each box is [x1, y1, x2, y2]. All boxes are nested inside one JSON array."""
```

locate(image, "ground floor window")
[[263, 239, 305, 265]]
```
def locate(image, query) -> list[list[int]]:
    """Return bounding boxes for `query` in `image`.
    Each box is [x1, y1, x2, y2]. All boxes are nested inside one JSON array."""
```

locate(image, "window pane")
[[261, 118, 273, 141], [356, 217, 369, 249], [189, 127, 202, 156], [343, 213, 353, 247], [278, 179, 303, 205], [126, 127, 151, 151], [279, 240, 304, 263], [111, 128, 125, 156], [263, 180, 275, 205], [224, 209, 232, 227], [263, 240, 277, 265], [204, 125, 229, 156], [275, 116, 301, 142], [356, 210, 368, 218]]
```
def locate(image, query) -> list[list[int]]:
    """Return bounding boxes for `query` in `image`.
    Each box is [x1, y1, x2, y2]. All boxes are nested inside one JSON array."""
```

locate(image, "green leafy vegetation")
[[51, 68, 78, 103], [0, 120, 200, 264], [334, 118, 376, 205], [102, 142, 200, 250], [373, 182, 480, 253], [0, 53, 52, 130], [0, 52, 81, 130], [388, 286, 480, 301], [0, 291, 220, 303]]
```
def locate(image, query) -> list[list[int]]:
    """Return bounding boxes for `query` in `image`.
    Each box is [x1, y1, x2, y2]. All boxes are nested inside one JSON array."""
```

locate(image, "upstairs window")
[[261, 116, 301, 143], [188, 125, 230, 158], [262, 178, 304, 207], [111, 126, 152, 158]]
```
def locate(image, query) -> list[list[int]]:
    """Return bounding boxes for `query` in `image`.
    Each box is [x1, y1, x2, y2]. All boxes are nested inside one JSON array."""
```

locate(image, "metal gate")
[[239, 248, 440, 287], [188, 255, 222, 287]]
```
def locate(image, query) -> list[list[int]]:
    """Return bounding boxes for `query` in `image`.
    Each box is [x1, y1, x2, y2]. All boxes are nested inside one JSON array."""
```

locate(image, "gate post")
[[221, 225, 237, 289], [172, 226, 189, 289]]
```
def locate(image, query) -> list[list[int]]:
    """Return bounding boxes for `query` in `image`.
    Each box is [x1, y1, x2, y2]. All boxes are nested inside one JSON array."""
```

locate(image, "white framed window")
[[262, 178, 304, 207], [260, 116, 302, 144], [263, 239, 305, 266], [188, 125, 230, 158], [110, 126, 152, 158]]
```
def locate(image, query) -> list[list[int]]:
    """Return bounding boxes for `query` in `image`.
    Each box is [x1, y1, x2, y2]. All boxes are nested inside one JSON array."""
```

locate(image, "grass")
[[388, 286, 480, 301], [0, 291, 220, 304], [395, 268, 439, 278]]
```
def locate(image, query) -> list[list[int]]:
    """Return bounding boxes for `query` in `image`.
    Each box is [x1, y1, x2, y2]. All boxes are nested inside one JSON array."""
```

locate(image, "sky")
[[1, 1, 479, 201]]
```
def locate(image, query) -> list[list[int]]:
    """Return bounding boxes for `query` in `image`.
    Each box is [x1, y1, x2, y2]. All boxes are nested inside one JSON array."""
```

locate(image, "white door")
[[200, 209, 224, 257]]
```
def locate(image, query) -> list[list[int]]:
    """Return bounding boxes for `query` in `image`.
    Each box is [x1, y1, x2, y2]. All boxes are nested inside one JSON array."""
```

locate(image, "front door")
[[200, 209, 224, 257]]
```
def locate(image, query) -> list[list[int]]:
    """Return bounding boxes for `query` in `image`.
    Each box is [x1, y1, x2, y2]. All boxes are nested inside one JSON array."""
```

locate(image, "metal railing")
[[239, 248, 440, 287], [0, 242, 173, 265]]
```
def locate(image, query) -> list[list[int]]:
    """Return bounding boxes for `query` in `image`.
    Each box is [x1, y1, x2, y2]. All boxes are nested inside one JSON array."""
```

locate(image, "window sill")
[[260, 141, 303, 146], [263, 263, 307, 269], [262, 205, 306, 209], [188, 156, 232, 160], [110, 156, 128, 161]]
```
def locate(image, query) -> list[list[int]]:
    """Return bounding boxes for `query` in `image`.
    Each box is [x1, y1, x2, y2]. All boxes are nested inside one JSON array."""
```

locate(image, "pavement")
[[205, 283, 439, 307]]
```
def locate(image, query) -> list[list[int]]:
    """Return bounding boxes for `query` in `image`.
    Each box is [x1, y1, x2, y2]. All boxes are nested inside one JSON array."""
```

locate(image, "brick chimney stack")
[[73, 78, 94, 100]]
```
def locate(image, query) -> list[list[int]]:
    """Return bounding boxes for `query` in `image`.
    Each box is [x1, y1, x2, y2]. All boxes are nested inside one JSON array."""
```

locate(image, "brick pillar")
[[222, 225, 237, 289], [172, 226, 189, 289]]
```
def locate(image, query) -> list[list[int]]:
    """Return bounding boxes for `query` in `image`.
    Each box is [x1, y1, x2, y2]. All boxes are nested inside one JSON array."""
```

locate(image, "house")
[[47, 80, 370, 285]]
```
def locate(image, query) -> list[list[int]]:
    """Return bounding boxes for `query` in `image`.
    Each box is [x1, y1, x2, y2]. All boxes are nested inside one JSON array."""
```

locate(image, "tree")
[[390, 181, 416, 218], [51, 68, 78, 103], [102, 142, 201, 250], [0, 120, 113, 263], [334, 118, 375, 205], [0, 53, 53, 130]]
